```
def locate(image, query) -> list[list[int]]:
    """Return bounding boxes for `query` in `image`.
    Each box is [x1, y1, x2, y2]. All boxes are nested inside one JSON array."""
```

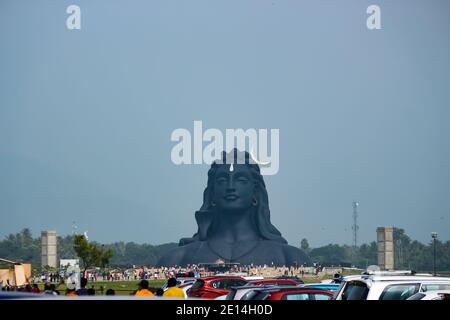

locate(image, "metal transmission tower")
[[352, 201, 359, 249], [72, 221, 78, 235]]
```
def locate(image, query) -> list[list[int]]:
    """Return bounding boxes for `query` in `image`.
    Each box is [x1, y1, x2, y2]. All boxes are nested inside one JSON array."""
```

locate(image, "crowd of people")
[[74, 264, 323, 282], [61, 277, 184, 298]]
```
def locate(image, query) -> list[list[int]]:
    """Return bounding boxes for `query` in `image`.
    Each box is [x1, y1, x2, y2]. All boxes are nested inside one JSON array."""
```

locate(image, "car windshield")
[[341, 281, 369, 300]]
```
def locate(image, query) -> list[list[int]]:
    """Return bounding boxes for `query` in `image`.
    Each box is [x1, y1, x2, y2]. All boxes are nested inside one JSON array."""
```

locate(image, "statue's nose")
[[226, 176, 235, 191]]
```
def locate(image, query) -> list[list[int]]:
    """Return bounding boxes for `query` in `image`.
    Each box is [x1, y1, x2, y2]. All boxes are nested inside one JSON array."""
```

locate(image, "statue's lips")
[[224, 195, 239, 201]]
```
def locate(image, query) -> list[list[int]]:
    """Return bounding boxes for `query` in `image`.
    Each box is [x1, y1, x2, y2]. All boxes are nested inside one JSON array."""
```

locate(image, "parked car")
[[407, 290, 450, 300], [333, 271, 450, 300], [188, 276, 248, 299], [240, 286, 334, 300]]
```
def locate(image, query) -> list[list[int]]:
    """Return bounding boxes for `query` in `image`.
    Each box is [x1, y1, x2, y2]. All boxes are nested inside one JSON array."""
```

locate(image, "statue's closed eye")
[[216, 177, 227, 184]]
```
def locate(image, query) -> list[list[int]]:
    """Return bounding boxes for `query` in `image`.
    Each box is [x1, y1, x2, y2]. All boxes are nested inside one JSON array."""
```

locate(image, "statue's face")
[[213, 164, 255, 212]]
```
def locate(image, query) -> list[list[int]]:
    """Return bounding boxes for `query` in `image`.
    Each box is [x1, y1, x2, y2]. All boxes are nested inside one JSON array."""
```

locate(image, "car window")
[[421, 284, 450, 292], [212, 279, 241, 289], [407, 293, 426, 300], [283, 293, 310, 300], [211, 280, 224, 289], [232, 279, 248, 287], [241, 290, 269, 300], [313, 293, 331, 300], [341, 281, 369, 300], [190, 280, 204, 290], [380, 284, 420, 300]]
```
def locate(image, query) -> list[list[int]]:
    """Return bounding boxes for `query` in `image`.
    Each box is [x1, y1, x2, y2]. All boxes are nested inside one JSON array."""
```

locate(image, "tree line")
[[1, 228, 449, 272]]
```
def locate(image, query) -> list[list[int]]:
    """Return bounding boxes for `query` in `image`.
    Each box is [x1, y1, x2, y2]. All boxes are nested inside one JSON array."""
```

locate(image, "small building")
[[0, 258, 32, 287]]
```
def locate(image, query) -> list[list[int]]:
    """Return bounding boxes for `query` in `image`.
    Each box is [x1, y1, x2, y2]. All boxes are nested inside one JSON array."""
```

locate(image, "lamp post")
[[431, 232, 438, 276]]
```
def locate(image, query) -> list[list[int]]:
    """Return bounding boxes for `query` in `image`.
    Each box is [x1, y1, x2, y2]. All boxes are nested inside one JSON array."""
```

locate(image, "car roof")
[[259, 288, 333, 295], [302, 283, 340, 287], [201, 276, 246, 281], [248, 285, 331, 293], [231, 283, 297, 291], [343, 274, 450, 283], [250, 279, 298, 283]]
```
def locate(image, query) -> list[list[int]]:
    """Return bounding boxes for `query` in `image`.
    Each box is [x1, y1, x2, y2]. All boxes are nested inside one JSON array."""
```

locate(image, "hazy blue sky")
[[1, 0, 449, 247]]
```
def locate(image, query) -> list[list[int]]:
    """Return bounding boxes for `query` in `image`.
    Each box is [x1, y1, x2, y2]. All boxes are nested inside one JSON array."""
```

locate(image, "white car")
[[407, 290, 450, 300], [333, 271, 450, 300]]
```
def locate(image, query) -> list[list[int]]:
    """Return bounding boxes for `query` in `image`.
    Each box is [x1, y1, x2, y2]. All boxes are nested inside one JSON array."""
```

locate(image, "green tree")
[[0, 228, 40, 266], [310, 244, 352, 266], [355, 242, 377, 268], [73, 235, 113, 272]]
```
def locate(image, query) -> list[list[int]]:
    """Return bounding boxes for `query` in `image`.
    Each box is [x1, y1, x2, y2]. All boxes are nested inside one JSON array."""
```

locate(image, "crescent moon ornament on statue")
[[250, 148, 271, 166]]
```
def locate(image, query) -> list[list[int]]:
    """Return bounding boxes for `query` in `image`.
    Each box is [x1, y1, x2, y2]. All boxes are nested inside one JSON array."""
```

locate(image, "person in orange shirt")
[[135, 280, 154, 297], [162, 278, 185, 298]]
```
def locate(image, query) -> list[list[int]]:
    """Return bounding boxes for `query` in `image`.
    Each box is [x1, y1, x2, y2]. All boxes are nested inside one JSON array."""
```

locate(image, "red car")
[[188, 276, 248, 299], [242, 287, 334, 300], [248, 279, 301, 286]]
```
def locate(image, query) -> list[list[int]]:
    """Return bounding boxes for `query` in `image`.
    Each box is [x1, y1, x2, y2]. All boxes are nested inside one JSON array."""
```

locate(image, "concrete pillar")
[[377, 227, 394, 270], [41, 230, 58, 268]]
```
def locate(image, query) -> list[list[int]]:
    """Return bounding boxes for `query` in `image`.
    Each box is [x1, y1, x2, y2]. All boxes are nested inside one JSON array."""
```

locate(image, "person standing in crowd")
[[162, 278, 185, 298], [135, 280, 154, 297], [75, 277, 89, 296]]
